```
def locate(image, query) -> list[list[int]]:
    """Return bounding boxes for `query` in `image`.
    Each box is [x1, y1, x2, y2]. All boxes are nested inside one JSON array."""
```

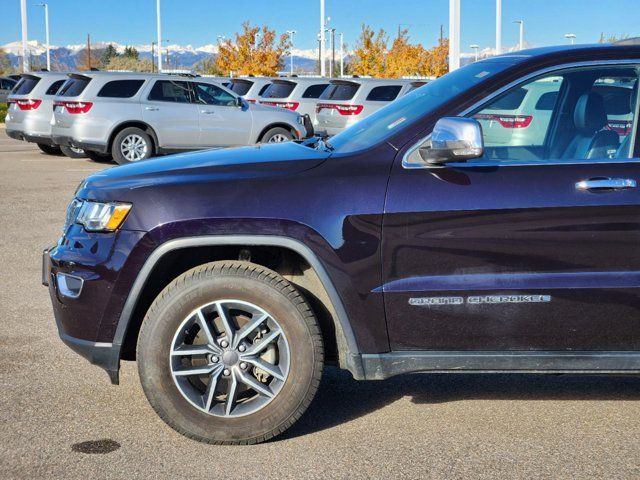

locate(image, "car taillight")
[[316, 103, 364, 116], [260, 100, 300, 111], [246, 99, 257, 104], [16, 99, 42, 111], [475, 113, 533, 128], [54, 100, 93, 114]]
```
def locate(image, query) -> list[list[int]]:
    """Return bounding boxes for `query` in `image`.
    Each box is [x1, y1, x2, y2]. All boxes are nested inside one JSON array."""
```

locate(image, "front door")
[[193, 82, 251, 147], [382, 62, 640, 352]]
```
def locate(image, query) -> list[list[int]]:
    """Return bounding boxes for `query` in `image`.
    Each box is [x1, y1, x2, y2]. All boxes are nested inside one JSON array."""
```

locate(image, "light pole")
[[34, 3, 50, 70], [339, 32, 344, 77], [470, 44, 480, 62], [286, 30, 296, 75], [156, 0, 162, 71], [496, 0, 502, 55], [449, 0, 460, 71], [163, 39, 170, 70], [326, 28, 336, 77], [565, 33, 576, 45], [319, 0, 326, 76], [20, 0, 29, 72], [514, 20, 524, 50]]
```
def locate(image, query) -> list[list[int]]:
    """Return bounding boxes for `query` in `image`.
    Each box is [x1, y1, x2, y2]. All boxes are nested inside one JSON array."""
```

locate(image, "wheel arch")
[[108, 121, 159, 154], [255, 122, 298, 143], [113, 235, 365, 380]]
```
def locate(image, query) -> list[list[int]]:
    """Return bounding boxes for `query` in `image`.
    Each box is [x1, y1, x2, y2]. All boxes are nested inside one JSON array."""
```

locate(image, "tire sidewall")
[[112, 127, 153, 165], [60, 145, 87, 158], [138, 267, 321, 443], [261, 127, 294, 144]]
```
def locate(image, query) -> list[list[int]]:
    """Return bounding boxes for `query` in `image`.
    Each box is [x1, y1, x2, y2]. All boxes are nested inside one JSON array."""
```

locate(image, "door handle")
[[200, 110, 216, 115], [145, 106, 159, 111], [576, 178, 637, 191]]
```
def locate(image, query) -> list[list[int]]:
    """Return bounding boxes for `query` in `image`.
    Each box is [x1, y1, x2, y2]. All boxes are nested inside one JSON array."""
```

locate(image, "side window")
[[194, 83, 236, 106], [366, 85, 402, 102], [148, 80, 192, 103], [469, 65, 639, 163], [301, 83, 329, 99], [257, 83, 271, 97], [98, 80, 145, 98], [45, 80, 66, 95]]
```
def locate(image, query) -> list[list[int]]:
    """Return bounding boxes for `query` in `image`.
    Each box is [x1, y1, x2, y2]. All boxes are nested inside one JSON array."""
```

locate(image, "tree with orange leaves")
[[351, 24, 388, 77], [386, 29, 428, 77], [421, 38, 449, 77], [216, 22, 290, 76]]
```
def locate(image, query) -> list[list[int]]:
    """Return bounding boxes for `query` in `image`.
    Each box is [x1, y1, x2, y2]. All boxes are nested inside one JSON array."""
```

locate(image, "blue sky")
[[2, 0, 639, 53]]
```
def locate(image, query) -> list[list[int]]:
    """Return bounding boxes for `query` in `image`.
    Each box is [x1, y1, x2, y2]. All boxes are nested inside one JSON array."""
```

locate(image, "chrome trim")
[[402, 58, 640, 170], [576, 178, 637, 191]]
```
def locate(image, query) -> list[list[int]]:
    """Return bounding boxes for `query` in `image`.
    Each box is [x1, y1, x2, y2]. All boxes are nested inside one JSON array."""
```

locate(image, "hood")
[[78, 141, 330, 202]]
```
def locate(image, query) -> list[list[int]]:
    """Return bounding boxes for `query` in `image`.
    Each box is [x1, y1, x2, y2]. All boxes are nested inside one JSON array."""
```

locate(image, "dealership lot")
[[4, 131, 640, 479]]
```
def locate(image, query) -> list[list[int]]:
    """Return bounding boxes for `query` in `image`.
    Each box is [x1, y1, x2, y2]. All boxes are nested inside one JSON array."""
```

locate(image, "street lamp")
[[20, 0, 29, 72], [449, 0, 460, 71], [514, 20, 524, 50], [34, 3, 50, 70], [319, 0, 326, 76], [470, 44, 480, 62], [339, 32, 344, 77], [285, 30, 296, 75], [565, 33, 576, 45], [326, 27, 336, 77], [156, 0, 162, 71], [496, 0, 502, 55]]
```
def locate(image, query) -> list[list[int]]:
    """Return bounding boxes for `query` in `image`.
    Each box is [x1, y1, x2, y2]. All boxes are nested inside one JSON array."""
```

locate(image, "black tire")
[[111, 127, 153, 165], [260, 127, 294, 144], [37, 143, 62, 155], [60, 145, 87, 159], [85, 150, 113, 163], [137, 261, 323, 445]]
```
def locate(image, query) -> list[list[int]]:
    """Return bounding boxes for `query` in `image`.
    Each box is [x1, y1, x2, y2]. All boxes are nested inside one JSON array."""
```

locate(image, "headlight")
[[75, 201, 132, 232]]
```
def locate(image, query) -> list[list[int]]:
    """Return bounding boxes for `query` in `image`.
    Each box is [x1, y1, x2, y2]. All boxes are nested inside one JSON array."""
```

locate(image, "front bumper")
[[51, 135, 109, 154], [6, 129, 57, 146]]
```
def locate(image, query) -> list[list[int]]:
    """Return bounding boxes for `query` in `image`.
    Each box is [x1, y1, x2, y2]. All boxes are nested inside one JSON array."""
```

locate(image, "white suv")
[[51, 72, 308, 164]]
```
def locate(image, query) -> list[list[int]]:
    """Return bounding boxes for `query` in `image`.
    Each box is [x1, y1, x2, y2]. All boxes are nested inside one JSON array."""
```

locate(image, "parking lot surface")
[[2, 129, 640, 479]]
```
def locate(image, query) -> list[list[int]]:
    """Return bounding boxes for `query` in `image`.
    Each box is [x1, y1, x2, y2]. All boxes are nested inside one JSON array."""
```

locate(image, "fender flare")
[[112, 235, 365, 379]]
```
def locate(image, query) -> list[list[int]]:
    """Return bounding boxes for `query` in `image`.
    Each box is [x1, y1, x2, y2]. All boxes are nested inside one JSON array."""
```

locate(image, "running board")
[[360, 351, 640, 380]]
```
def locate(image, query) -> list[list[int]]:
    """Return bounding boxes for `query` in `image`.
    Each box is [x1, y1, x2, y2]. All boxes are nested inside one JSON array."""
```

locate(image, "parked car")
[[226, 77, 272, 103], [0, 76, 18, 103], [51, 72, 308, 164], [44, 44, 640, 445], [259, 77, 330, 125], [315, 78, 427, 136], [5, 72, 87, 157]]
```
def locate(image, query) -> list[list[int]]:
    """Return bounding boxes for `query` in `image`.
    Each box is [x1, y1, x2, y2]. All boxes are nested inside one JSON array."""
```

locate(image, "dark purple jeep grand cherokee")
[[44, 45, 640, 444]]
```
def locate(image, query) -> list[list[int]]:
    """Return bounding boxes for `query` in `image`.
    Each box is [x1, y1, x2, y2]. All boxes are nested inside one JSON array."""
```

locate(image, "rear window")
[[320, 82, 360, 101], [487, 87, 527, 110], [59, 77, 90, 97], [535, 91, 559, 111], [13, 77, 40, 95], [258, 83, 271, 96], [98, 79, 145, 98], [148, 80, 191, 103], [407, 81, 427, 93], [261, 81, 296, 99], [45, 79, 66, 96], [302, 83, 329, 99], [229, 80, 252, 96], [366, 85, 402, 102]]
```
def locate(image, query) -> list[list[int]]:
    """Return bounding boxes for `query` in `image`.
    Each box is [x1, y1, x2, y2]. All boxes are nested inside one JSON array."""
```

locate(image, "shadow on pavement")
[[281, 366, 640, 440]]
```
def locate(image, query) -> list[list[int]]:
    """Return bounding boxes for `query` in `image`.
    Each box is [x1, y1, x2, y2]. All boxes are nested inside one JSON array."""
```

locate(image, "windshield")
[[327, 60, 518, 153]]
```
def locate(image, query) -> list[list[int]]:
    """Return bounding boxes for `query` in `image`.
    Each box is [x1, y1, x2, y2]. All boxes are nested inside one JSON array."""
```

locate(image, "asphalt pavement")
[[2, 127, 640, 479]]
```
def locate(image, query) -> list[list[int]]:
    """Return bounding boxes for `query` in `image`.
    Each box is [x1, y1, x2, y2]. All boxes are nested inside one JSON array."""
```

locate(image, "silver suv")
[[51, 72, 308, 164], [259, 77, 330, 127], [227, 77, 273, 103], [5, 72, 87, 157], [315, 78, 427, 136], [0, 76, 17, 103]]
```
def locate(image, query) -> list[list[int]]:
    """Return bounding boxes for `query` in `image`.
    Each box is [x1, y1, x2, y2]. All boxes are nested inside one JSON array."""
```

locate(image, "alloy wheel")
[[120, 134, 148, 162]]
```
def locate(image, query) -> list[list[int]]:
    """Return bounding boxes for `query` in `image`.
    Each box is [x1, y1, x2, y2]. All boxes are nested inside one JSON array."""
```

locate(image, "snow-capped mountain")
[[1, 40, 320, 72]]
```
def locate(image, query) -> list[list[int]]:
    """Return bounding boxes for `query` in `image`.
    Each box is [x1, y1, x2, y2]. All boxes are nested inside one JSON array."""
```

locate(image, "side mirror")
[[418, 117, 484, 165], [235, 97, 244, 108]]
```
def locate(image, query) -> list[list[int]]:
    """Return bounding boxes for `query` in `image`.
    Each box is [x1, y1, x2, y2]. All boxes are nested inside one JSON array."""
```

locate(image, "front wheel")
[[60, 145, 87, 158], [261, 127, 294, 144], [112, 127, 153, 165], [137, 261, 323, 445]]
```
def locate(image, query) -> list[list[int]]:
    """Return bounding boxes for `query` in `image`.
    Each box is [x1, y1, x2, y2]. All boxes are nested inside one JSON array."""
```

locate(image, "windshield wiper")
[[315, 138, 334, 152]]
